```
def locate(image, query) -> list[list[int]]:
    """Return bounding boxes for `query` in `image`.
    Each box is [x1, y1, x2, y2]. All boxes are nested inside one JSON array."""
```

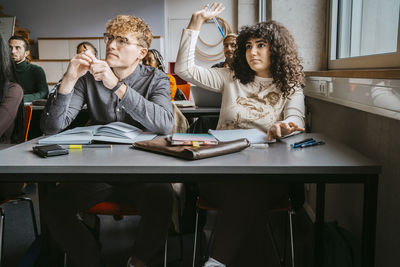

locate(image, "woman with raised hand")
[[175, 2, 305, 266]]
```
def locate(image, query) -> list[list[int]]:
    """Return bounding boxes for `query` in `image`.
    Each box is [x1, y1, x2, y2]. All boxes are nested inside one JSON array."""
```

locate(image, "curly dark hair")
[[232, 21, 305, 98]]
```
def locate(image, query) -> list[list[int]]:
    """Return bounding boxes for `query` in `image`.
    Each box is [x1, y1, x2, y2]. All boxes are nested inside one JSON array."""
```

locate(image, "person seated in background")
[[211, 33, 237, 69], [76, 41, 98, 58], [40, 14, 174, 267], [0, 34, 25, 199], [175, 3, 305, 267], [8, 35, 48, 102], [142, 49, 187, 101]]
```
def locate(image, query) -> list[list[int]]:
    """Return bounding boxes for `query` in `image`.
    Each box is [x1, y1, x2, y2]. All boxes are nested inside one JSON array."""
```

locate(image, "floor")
[[0, 184, 314, 267]]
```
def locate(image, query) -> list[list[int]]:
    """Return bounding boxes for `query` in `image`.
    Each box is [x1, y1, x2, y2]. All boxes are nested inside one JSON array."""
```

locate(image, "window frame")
[[328, 0, 400, 69]]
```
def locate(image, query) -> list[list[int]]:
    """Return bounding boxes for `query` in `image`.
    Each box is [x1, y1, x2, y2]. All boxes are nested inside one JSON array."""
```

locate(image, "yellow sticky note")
[[192, 141, 200, 148]]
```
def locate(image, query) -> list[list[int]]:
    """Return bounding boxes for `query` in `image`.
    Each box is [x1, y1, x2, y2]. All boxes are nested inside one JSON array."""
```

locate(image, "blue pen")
[[291, 139, 316, 148], [300, 141, 325, 148], [207, 4, 225, 38]]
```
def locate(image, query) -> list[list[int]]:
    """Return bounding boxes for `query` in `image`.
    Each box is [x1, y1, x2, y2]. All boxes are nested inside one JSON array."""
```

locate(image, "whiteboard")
[[0, 17, 16, 41]]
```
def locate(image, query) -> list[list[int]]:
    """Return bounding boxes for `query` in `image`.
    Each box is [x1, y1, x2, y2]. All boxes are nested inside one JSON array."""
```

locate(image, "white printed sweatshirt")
[[175, 29, 305, 130]]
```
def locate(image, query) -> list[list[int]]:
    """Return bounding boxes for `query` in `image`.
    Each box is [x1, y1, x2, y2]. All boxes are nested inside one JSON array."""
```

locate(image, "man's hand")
[[267, 122, 305, 141], [59, 50, 96, 94], [89, 60, 119, 89]]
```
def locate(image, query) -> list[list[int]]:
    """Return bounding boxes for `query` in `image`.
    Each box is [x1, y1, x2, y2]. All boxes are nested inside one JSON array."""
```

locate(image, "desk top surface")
[[0, 133, 380, 180]]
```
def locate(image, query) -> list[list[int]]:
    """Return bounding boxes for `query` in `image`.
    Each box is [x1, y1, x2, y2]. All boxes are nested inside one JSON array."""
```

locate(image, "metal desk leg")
[[362, 175, 378, 267], [314, 183, 325, 267], [37, 182, 64, 267]]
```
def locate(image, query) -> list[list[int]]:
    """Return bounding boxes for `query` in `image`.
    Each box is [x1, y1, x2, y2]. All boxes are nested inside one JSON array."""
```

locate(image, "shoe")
[[127, 257, 134, 267], [203, 257, 226, 267]]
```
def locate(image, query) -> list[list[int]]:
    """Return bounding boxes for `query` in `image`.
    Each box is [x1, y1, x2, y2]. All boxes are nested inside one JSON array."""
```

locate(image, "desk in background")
[[0, 133, 380, 267]]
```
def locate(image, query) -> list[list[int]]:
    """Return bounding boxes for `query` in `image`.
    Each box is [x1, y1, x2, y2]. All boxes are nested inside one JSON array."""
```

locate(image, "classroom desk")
[[0, 133, 380, 267]]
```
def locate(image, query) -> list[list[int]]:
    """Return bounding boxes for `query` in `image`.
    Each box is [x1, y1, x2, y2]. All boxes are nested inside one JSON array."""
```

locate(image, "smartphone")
[[33, 144, 69, 158]]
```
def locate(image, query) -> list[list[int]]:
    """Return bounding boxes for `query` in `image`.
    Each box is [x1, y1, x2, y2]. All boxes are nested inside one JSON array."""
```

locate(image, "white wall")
[[2, 0, 165, 55], [270, 0, 327, 70]]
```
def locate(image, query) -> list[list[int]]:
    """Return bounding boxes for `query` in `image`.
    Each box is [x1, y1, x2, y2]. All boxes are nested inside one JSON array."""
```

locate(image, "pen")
[[292, 138, 314, 146], [83, 44, 88, 51], [207, 4, 225, 38], [291, 139, 316, 148], [67, 144, 113, 149], [300, 141, 325, 148]]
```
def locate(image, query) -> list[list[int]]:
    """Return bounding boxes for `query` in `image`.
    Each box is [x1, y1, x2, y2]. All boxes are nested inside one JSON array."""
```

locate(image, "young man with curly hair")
[[40, 15, 174, 267], [175, 3, 305, 267]]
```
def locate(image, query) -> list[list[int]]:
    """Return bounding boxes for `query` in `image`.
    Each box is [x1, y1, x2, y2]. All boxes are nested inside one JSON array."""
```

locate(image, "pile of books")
[[168, 133, 218, 146]]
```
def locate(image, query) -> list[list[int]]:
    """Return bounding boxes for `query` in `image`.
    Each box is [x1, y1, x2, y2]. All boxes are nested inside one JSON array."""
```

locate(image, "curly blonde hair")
[[232, 21, 305, 98], [106, 15, 152, 48]]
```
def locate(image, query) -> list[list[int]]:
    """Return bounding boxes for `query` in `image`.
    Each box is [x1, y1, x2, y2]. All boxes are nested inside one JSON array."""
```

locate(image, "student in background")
[[175, 3, 305, 267], [40, 15, 174, 267], [76, 41, 98, 57], [142, 49, 187, 100], [211, 33, 237, 69], [0, 34, 25, 199], [8, 35, 48, 102]]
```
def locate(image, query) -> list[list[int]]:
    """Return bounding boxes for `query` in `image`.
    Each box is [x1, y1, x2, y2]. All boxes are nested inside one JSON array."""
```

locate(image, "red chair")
[[85, 201, 168, 267], [176, 83, 191, 100], [23, 105, 33, 142]]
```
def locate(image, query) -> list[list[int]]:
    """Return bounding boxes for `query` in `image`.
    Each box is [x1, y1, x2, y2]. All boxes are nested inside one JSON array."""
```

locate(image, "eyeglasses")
[[103, 33, 142, 48]]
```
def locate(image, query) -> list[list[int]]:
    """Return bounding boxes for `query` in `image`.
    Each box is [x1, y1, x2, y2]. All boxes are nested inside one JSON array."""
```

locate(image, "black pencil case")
[[33, 144, 69, 158]]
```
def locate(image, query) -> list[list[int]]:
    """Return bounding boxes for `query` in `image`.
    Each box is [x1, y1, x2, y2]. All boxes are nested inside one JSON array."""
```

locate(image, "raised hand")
[[188, 2, 225, 30]]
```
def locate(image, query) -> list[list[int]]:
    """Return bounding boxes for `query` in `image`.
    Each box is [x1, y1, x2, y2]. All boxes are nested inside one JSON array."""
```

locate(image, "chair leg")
[[266, 217, 283, 266], [289, 210, 295, 267], [0, 208, 4, 267], [164, 239, 168, 267], [192, 208, 200, 267]]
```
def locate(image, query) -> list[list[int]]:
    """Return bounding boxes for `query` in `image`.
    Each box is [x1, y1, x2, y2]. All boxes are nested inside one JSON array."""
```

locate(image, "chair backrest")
[[176, 83, 191, 100], [23, 105, 33, 142]]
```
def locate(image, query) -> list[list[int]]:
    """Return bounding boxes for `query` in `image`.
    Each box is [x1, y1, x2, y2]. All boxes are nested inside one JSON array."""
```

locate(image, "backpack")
[[323, 221, 361, 267]]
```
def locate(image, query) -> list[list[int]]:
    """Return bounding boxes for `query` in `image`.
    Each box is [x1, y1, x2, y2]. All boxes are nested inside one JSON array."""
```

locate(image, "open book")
[[38, 122, 157, 145]]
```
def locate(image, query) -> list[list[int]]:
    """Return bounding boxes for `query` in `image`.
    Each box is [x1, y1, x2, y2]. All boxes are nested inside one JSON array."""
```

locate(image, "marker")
[[291, 139, 316, 148], [300, 141, 325, 148], [292, 138, 314, 146], [67, 144, 113, 149], [207, 4, 225, 38]]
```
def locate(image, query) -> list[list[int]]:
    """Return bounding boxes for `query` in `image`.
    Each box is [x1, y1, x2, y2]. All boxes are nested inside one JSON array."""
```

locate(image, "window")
[[329, 0, 400, 69]]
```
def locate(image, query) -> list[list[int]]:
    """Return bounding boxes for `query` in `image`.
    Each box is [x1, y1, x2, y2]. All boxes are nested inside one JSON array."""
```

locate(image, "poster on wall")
[[0, 16, 16, 41]]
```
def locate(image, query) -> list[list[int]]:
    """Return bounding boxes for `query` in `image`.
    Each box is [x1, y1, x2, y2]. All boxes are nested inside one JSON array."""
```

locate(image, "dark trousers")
[[41, 182, 173, 267], [0, 183, 24, 200], [199, 183, 288, 267]]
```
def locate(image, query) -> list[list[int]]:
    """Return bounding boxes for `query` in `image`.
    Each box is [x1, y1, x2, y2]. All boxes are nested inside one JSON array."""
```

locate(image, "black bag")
[[323, 221, 361, 267]]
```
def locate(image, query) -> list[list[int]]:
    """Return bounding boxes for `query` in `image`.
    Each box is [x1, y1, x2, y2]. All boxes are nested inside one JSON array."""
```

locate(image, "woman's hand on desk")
[[267, 122, 305, 141]]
